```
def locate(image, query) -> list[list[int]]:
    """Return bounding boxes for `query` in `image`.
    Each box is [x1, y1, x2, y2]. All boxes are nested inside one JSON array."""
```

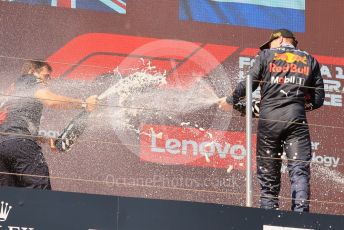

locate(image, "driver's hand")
[[217, 97, 233, 112], [50, 138, 58, 153], [85, 95, 99, 112]]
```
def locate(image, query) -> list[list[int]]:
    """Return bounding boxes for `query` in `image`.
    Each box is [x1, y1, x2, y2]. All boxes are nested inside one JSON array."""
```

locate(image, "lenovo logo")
[[140, 124, 256, 169]]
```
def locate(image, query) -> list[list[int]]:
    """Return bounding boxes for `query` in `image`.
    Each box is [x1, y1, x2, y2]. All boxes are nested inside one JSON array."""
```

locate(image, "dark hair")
[[285, 37, 298, 48], [22, 60, 52, 75]]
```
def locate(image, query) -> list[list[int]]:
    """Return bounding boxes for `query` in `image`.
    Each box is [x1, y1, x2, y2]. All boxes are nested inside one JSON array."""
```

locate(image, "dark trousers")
[[256, 118, 311, 212], [0, 138, 51, 189]]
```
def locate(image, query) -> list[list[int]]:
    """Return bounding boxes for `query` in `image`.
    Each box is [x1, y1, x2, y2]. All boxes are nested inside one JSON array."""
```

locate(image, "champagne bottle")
[[54, 110, 90, 152]]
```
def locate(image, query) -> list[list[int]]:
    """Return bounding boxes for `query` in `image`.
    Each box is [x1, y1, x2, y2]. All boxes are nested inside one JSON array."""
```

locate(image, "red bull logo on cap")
[[273, 52, 307, 64]]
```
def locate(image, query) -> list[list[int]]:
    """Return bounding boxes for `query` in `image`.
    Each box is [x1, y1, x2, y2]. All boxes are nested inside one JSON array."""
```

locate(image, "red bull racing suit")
[[227, 44, 325, 211]]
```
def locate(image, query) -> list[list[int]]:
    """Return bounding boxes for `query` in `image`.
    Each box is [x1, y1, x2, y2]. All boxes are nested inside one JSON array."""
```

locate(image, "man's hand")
[[217, 97, 233, 112], [85, 95, 99, 112], [305, 102, 313, 112], [36, 136, 59, 153], [49, 138, 59, 153]]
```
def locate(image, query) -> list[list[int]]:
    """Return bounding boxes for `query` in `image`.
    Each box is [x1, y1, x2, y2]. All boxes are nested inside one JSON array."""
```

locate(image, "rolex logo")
[[0, 201, 12, 222]]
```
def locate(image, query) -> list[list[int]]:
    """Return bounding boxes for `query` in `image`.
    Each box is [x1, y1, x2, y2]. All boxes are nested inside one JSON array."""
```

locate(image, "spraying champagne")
[[54, 72, 166, 152]]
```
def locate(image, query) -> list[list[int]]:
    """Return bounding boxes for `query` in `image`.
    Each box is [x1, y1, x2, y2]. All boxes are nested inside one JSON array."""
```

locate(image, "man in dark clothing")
[[218, 29, 325, 212], [0, 61, 98, 189]]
